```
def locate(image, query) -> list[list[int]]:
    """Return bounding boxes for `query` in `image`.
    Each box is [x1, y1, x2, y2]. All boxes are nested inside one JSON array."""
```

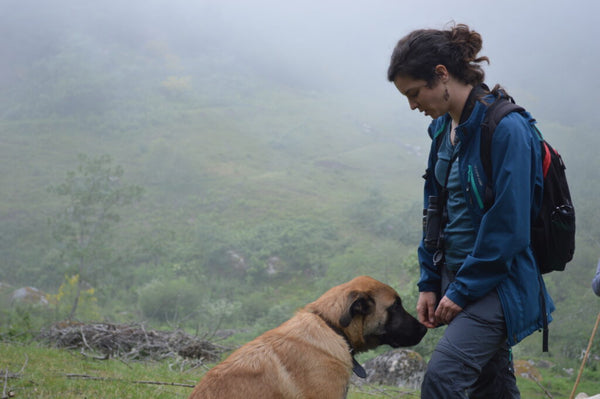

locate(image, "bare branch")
[[65, 373, 195, 388], [2, 368, 8, 399], [38, 322, 227, 363]]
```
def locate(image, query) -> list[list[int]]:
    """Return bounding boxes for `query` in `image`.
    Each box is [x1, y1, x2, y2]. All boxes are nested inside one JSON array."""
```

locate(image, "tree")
[[48, 154, 143, 320]]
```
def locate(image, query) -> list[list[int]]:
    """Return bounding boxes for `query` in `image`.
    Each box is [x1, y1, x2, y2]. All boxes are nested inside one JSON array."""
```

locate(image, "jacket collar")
[[454, 99, 488, 145], [428, 84, 491, 143], [455, 87, 495, 146], [459, 84, 488, 124]]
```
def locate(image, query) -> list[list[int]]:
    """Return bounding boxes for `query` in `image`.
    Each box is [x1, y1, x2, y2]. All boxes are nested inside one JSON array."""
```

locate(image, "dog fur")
[[188, 275, 426, 399]]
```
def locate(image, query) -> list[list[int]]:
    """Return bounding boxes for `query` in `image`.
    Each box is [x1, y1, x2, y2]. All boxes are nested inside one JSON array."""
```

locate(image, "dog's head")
[[308, 276, 427, 353]]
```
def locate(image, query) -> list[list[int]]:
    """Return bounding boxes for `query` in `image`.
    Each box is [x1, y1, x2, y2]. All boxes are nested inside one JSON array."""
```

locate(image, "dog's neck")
[[313, 312, 367, 379]]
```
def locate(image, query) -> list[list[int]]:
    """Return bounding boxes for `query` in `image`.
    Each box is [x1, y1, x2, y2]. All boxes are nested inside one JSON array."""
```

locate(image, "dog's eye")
[[389, 298, 402, 311]]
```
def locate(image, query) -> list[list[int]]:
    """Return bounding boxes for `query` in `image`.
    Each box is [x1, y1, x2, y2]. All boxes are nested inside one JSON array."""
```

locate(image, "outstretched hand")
[[417, 292, 463, 328], [416, 291, 438, 328], [435, 295, 463, 325]]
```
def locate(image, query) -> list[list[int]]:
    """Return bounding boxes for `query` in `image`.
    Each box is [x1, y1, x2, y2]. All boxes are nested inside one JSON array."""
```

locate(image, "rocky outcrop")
[[353, 348, 426, 390], [10, 286, 49, 306]]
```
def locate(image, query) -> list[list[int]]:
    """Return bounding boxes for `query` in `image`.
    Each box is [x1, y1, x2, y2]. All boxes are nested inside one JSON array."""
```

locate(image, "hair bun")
[[388, 23, 489, 86], [448, 24, 483, 63]]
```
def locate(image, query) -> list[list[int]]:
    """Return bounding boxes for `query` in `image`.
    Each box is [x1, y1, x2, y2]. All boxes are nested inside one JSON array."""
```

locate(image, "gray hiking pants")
[[420, 269, 520, 399]]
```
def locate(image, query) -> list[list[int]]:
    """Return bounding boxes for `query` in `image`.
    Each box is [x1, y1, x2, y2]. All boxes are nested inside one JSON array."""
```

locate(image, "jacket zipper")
[[468, 165, 485, 210]]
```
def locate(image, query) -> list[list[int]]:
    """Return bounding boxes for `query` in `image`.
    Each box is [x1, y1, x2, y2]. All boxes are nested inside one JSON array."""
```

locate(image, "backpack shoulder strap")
[[480, 97, 525, 208]]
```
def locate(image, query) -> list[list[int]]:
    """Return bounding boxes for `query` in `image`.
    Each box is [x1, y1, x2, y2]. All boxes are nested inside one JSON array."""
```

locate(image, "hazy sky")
[[200, 0, 599, 123], [3, 0, 598, 124]]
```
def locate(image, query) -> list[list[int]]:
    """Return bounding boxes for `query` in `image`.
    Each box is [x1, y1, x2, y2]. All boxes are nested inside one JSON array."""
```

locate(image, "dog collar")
[[351, 356, 367, 378], [314, 312, 367, 379]]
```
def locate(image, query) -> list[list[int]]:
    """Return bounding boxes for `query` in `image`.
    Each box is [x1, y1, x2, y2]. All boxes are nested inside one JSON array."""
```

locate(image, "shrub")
[[47, 274, 102, 321], [138, 278, 203, 324]]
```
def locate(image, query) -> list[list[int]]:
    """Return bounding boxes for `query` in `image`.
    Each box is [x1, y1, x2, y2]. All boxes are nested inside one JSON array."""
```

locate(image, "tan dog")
[[188, 275, 427, 399]]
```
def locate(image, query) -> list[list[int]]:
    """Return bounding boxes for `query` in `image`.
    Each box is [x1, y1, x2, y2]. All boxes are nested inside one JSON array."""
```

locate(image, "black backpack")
[[480, 96, 576, 274]]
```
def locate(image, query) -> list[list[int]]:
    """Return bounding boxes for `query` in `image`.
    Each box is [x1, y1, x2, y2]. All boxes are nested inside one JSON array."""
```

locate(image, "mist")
[[3, 0, 599, 122], [2, 0, 600, 384]]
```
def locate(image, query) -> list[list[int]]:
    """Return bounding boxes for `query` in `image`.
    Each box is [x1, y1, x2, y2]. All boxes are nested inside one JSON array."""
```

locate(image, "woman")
[[387, 24, 554, 398]]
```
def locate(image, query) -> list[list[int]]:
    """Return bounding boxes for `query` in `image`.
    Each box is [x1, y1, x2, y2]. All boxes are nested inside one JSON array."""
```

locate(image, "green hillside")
[[1, 8, 600, 397]]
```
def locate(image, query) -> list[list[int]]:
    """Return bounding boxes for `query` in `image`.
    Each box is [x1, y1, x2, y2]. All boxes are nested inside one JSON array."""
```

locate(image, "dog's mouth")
[[384, 323, 428, 348]]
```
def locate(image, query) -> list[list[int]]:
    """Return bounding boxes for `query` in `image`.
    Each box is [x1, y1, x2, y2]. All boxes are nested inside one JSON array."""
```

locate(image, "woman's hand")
[[435, 295, 463, 325], [417, 291, 439, 328]]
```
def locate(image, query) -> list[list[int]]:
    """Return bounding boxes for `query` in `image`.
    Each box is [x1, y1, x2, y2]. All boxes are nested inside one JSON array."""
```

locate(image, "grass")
[[1, 343, 194, 398], [2, 342, 599, 398]]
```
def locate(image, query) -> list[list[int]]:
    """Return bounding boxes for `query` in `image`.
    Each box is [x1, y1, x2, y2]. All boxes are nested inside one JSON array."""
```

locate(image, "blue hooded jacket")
[[418, 94, 555, 346]]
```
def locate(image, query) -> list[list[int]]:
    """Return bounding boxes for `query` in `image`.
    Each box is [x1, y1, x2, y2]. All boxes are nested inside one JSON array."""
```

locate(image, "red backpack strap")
[[542, 141, 552, 178]]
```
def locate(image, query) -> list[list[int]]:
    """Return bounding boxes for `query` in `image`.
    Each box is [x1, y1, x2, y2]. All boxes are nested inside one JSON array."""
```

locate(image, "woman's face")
[[393, 75, 447, 119]]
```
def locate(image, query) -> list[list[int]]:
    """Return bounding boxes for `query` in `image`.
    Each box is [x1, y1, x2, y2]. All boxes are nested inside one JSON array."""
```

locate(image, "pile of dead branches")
[[37, 322, 227, 362]]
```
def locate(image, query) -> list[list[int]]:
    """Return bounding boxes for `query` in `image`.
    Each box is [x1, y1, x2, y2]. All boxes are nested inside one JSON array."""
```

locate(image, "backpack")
[[482, 95, 576, 352], [480, 96, 576, 274]]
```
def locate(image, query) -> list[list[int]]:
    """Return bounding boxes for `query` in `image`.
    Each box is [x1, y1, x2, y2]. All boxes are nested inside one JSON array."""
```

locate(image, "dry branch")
[[2, 369, 8, 399], [1, 355, 27, 399], [38, 322, 227, 362], [65, 373, 195, 388]]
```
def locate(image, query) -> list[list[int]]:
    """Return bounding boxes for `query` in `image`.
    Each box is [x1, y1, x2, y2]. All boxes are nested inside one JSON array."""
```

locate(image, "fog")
[[3, 0, 600, 368], [3, 0, 599, 125]]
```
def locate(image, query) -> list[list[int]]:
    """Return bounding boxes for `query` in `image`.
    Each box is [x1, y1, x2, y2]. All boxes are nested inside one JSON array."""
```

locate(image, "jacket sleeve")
[[417, 121, 444, 293], [418, 232, 441, 293], [444, 113, 543, 308]]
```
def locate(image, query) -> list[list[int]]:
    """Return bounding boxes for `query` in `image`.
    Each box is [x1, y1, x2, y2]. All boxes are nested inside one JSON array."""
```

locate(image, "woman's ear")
[[434, 64, 449, 82]]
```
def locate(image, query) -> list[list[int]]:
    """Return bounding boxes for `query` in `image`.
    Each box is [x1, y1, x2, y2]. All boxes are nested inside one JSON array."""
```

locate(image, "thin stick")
[[569, 311, 600, 399], [2, 368, 8, 399], [528, 373, 554, 399], [65, 373, 195, 388], [18, 354, 28, 375], [79, 325, 93, 352], [1, 354, 28, 399]]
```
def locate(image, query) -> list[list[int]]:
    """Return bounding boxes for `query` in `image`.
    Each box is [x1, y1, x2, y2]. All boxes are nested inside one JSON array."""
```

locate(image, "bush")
[[238, 291, 270, 324], [137, 278, 203, 324], [0, 304, 56, 341]]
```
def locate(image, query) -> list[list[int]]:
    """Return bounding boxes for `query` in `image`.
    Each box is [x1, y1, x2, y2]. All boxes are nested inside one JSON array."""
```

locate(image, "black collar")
[[315, 313, 367, 378]]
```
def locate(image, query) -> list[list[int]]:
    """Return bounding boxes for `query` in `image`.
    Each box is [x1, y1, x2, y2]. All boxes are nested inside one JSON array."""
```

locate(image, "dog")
[[188, 275, 427, 399]]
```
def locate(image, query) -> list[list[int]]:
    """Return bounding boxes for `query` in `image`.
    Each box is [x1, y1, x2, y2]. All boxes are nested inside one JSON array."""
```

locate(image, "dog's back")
[[188, 311, 351, 399]]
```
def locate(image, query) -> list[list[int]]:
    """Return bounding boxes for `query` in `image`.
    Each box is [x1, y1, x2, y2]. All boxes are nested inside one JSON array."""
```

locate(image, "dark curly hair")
[[387, 24, 490, 88]]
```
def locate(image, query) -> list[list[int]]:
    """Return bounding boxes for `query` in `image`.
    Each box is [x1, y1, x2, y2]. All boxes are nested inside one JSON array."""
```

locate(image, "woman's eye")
[[408, 90, 419, 99]]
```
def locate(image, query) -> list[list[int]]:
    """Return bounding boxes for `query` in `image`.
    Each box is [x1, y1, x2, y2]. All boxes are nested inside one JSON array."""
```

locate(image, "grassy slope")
[[2, 49, 600, 397], [0, 88, 424, 226], [1, 343, 598, 398]]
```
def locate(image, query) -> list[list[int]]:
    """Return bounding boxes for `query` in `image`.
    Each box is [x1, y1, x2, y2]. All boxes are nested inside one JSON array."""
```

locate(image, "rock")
[[10, 286, 49, 306], [266, 256, 281, 275], [355, 349, 426, 390], [514, 359, 542, 381], [535, 359, 554, 369], [575, 394, 600, 399], [227, 250, 247, 272], [563, 367, 575, 376]]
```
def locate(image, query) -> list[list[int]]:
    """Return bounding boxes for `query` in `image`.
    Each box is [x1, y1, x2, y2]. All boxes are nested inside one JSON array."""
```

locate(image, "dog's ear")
[[339, 291, 375, 327]]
